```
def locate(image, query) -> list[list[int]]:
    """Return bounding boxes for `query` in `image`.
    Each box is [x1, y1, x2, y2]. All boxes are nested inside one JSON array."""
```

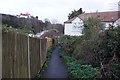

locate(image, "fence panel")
[[2, 31, 50, 78], [2, 32, 15, 78], [13, 33, 28, 78], [46, 37, 52, 51], [40, 39, 47, 67], [29, 37, 40, 78], [2, 32, 28, 78]]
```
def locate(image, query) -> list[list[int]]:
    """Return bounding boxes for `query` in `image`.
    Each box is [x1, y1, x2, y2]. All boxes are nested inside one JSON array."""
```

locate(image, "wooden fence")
[[46, 37, 53, 51], [0, 27, 2, 80], [2, 31, 51, 78]]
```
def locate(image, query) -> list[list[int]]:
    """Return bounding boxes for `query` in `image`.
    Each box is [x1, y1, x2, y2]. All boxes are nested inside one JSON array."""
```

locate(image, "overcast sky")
[[0, 0, 119, 23]]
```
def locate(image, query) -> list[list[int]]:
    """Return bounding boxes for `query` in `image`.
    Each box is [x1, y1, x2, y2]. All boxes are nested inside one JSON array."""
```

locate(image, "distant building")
[[16, 12, 35, 19]]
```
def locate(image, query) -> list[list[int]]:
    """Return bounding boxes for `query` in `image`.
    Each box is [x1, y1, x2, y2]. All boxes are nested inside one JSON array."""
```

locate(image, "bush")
[[59, 17, 120, 78], [2, 24, 34, 35], [59, 50, 101, 79], [98, 25, 120, 78]]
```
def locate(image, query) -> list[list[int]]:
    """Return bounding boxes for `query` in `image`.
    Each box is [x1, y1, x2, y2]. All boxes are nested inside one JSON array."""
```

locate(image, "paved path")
[[42, 46, 68, 78]]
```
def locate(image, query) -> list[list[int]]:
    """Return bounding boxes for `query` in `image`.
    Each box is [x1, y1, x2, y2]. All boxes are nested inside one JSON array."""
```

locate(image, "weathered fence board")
[[46, 37, 52, 51], [13, 33, 28, 78], [40, 39, 47, 67], [2, 31, 50, 78], [2, 32, 28, 78], [0, 15, 2, 80], [29, 37, 40, 78], [2, 32, 13, 78]]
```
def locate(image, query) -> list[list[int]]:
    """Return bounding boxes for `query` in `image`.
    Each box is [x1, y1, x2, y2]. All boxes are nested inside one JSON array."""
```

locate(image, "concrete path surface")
[[42, 46, 68, 78]]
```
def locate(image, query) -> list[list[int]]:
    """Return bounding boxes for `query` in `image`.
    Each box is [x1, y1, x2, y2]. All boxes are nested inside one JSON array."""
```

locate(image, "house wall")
[[20, 15, 28, 18], [64, 23, 73, 35], [101, 22, 113, 29], [64, 17, 83, 36], [102, 19, 120, 29]]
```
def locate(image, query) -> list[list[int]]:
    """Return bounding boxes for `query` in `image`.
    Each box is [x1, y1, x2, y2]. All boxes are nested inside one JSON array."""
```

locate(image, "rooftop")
[[65, 11, 120, 23]]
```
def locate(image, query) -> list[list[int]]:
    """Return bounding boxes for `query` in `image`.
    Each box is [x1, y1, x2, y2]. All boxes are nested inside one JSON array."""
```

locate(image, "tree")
[[68, 8, 84, 19], [82, 17, 104, 40], [51, 19, 58, 24], [44, 18, 50, 22]]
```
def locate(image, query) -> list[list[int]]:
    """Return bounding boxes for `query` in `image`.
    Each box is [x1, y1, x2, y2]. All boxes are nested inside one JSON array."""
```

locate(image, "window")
[[73, 22, 77, 30], [72, 21, 83, 31]]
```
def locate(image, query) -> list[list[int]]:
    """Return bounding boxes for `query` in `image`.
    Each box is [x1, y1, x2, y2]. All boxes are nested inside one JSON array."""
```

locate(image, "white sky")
[[0, 0, 119, 24]]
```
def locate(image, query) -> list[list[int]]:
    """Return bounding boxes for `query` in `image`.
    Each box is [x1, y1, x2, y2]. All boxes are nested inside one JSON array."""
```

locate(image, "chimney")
[[111, 17, 114, 21], [118, 1, 120, 18], [118, 1, 120, 11]]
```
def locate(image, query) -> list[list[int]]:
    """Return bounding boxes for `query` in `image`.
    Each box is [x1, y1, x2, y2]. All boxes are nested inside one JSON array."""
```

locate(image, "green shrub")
[[2, 24, 34, 35], [59, 50, 101, 79], [59, 19, 120, 78]]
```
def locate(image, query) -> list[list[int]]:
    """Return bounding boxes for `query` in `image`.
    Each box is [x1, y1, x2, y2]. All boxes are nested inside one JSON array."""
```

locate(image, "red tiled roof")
[[64, 17, 77, 23], [64, 11, 120, 23]]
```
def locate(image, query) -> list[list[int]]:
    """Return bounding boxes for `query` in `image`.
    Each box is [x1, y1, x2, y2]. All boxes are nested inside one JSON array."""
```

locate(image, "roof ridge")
[[65, 11, 120, 23], [80, 11, 120, 15]]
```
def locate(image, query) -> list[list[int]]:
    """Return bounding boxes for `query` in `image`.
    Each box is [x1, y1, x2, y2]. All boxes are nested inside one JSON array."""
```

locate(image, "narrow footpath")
[[42, 46, 68, 78]]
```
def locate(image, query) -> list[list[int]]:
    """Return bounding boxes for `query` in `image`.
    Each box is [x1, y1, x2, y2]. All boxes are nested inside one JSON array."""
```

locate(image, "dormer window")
[[111, 17, 114, 21]]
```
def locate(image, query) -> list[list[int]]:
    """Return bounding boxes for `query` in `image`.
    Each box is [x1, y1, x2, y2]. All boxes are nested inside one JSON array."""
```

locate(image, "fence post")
[[40, 39, 42, 68], [0, 14, 2, 79], [28, 36, 30, 79]]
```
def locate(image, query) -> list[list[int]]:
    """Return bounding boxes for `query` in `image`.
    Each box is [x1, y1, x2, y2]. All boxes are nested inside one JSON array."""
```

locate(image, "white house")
[[64, 17, 84, 36], [16, 12, 34, 18], [64, 11, 120, 36]]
